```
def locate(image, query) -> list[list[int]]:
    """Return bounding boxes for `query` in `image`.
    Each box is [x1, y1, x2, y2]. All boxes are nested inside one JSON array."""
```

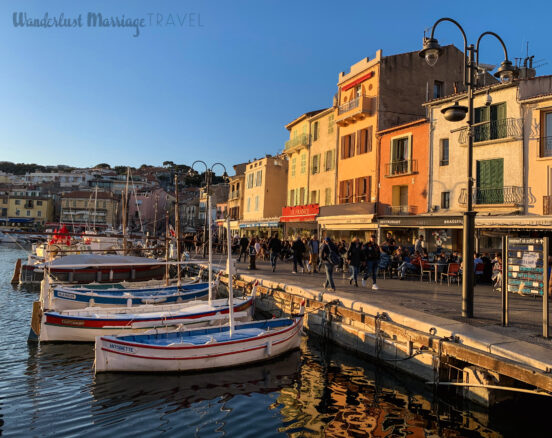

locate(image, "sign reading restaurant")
[[378, 215, 463, 227]]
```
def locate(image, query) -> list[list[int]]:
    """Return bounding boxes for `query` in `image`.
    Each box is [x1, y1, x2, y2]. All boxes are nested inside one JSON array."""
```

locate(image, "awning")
[[342, 72, 375, 91], [8, 218, 34, 223], [239, 221, 280, 229], [318, 214, 377, 230], [280, 204, 319, 223], [378, 215, 463, 228], [476, 215, 552, 229]]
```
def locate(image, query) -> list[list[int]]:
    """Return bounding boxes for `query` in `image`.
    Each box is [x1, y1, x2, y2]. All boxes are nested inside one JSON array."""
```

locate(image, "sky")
[[1, 0, 551, 176]]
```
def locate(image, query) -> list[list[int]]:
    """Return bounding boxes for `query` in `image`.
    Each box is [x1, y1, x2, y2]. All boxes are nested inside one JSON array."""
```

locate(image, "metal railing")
[[458, 186, 525, 205], [544, 196, 552, 215], [285, 133, 310, 150], [386, 205, 418, 215], [539, 136, 552, 157], [229, 190, 240, 200], [337, 95, 373, 115], [458, 118, 522, 144], [385, 159, 418, 176]]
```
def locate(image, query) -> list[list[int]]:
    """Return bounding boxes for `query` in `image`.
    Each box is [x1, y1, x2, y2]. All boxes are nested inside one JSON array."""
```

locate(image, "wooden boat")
[[47, 282, 212, 311], [32, 295, 255, 342], [94, 312, 304, 373]]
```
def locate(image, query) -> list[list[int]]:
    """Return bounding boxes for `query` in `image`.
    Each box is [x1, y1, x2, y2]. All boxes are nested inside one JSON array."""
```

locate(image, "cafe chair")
[[441, 263, 461, 286]]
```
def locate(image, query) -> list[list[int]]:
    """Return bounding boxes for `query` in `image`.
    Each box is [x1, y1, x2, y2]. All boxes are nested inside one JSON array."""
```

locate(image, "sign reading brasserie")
[[507, 238, 544, 296]]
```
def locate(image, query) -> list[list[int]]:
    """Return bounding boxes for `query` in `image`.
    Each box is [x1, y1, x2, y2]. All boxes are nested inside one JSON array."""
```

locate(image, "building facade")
[[60, 190, 120, 229], [0, 195, 54, 228]]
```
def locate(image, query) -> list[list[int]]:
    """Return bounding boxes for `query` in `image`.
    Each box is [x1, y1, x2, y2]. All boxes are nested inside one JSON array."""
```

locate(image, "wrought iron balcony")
[[458, 186, 524, 205], [539, 136, 552, 157], [458, 118, 523, 144], [285, 134, 310, 151], [544, 196, 552, 215], [336, 95, 374, 126], [385, 159, 418, 176], [386, 205, 418, 215]]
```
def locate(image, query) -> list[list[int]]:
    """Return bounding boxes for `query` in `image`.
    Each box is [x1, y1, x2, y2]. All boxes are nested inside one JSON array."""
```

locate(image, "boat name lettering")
[[57, 291, 76, 300], [60, 319, 85, 326], [108, 343, 136, 354]]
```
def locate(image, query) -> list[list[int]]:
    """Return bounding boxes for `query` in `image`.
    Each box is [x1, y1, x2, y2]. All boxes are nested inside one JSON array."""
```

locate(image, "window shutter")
[[368, 176, 372, 200], [367, 126, 373, 152], [341, 137, 345, 158], [356, 130, 361, 154], [350, 134, 356, 157]]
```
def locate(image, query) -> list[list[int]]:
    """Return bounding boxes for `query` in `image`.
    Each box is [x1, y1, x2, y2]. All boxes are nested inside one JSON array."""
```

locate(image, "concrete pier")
[[199, 258, 552, 406]]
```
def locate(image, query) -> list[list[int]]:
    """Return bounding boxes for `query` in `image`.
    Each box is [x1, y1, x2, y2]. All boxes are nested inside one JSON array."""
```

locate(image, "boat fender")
[[127, 298, 132, 307], [205, 336, 217, 344], [266, 341, 272, 356]]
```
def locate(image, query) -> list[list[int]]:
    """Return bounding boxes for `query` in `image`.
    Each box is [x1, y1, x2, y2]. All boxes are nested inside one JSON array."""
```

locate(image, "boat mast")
[[208, 189, 212, 307], [174, 173, 181, 286], [165, 212, 169, 286], [93, 185, 98, 231], [226, 215, 234, 336], [122, 167, 130, 255]]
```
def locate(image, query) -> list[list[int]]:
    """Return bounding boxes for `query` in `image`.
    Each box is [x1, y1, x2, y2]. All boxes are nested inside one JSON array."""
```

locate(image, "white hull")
[[95, 317, 303, 373]]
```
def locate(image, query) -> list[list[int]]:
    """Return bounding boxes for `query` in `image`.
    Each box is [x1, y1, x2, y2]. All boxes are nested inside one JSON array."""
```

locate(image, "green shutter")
[[477, 159, 503, 204], [475, 107, 490, 142]]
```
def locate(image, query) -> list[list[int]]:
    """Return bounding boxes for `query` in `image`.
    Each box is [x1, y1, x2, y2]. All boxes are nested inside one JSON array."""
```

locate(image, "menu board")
[[507, 238, 544, 296]]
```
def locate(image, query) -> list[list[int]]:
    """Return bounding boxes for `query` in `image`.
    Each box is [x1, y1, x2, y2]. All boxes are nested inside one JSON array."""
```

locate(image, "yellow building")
[[1, 195, 54, 228], [241, 155, 288, 237], [227, 163, 247, 235]]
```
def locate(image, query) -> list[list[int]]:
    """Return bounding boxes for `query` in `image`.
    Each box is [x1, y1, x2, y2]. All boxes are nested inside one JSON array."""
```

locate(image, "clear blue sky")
[[1, 0, 550, 175]]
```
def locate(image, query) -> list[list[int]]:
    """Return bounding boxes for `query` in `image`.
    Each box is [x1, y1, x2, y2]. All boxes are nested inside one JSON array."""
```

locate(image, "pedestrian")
[[302, 237, 311, 273], [321, 237, 339, 291], [291, 235, 306, 274], [238, 235, 249, 263], [362, 234, 380, 290], [347, 237, 363, 287], [268, 233, 282, 272], [308, 234, 320, 273], [248, 237, 257, 270], [414, 235, 424, 254]]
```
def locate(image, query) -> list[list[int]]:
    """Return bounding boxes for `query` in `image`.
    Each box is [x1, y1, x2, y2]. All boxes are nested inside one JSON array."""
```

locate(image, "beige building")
[[60, 190, 120, 229], [241, 155, 288, 236], [227, 163, 247, 235], [1, 195, 54, 227]]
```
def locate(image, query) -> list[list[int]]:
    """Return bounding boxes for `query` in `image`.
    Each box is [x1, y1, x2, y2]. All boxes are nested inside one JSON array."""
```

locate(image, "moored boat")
[[94, 311, 304, 373], [32, 295, 255, 342]]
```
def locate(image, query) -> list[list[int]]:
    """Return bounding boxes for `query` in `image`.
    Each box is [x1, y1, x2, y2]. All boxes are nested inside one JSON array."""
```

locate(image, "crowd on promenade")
[[229, 232, 504, 293]]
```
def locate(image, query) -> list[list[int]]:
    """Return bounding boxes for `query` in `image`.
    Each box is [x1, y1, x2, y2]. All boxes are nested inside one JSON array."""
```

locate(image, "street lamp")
[[419, 18, 516, 318]]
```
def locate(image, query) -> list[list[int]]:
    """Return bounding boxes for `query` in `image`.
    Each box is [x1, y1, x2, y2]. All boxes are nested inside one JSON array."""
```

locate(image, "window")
[[474, 102, 507, 142], [247, 173, 254, 188], [324, 150, 335, 171], [2, 198, 6, 204], [354, 85, 362, 98], [357, 127, 372, 154], [440, 138, 449, 166], [73, 201, 77, 207], [299, 187, 305, 205], [310, 190, 319, 204], [441, 192, 450, 209], [313, 121, 319, 141], [16, 209, 20, 216], [540, 111, 552, 157], [26, 210, 30, 216], [246, 198, 251, 212], [311, 154, 320, 174], [291, 157, 296, 177], [324, 188, 332, 205], [389, 136, 411, 174], [289, 189, 295, 206], [254, 196, 259, 211], [15, 199, 20, 205], [433, 80, 444, 99], [339, 179, 354, 204], [355, 176, 371, 202], [37, 200, 43, 206], [341, 134, 355, 159], [476, 158, 504, 204], [300, 154, 307, 174], [255, 170, 262, 187], [1, 208, 6, 217], [328, 113, 334, 134]]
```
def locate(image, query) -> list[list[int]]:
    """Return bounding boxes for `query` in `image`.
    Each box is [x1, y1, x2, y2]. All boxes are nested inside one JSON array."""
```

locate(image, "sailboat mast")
[[122, 167, 129, 255], [175, 173, 181, 286], [93, 186, 98, 231]]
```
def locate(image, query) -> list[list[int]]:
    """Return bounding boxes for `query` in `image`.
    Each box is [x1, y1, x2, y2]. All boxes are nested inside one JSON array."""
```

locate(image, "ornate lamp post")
[[419, 18, 516, 318]]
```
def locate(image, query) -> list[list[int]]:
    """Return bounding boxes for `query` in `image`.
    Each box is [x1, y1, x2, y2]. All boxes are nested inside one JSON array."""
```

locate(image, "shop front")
[[238, 218, 282, 238], [317, 203, 377, 243], [280, 204, 319, 238], [378, 215, 463, 254]]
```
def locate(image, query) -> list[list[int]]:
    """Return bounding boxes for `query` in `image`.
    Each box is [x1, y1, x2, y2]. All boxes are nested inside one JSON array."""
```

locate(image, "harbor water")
[[0, 246, 549, 437]]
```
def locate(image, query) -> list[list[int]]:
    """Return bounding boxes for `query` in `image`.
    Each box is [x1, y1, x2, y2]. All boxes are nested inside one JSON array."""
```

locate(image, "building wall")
[[60, 193, 119, 227], [378, 120, 429, 215], [227, 174, 245, 220], [243, 156, 288, 221], [285, 118, 311, 206], [428, 84, 523, 214], [309, 108, 338, 206], [5, 197, 54, 224]]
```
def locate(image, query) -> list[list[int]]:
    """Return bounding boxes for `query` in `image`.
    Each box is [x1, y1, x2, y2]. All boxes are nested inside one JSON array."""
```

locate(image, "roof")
[[423, 81, 518, 107], [61, 191, 119, 200], [285, 109, 327, 130], [376, 118, 428, 136]]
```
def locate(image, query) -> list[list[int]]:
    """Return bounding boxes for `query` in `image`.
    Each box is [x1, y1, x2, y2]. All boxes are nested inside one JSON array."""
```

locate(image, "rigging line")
[[129, 171, 144, 232]]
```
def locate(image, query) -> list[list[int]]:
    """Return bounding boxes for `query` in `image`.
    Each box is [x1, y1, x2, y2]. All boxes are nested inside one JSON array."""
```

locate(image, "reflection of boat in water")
[[92, 349, 301, 409]]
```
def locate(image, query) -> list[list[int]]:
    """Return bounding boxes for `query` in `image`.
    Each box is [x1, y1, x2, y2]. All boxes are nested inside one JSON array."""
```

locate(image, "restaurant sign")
[[378, 215, 463, 227], [507, 238, 545, 296], [280, 204, 319, 223]]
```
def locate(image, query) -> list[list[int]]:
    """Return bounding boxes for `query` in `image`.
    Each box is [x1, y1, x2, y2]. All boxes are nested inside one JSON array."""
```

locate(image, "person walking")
[[414, 235, 424, 254], [268, 233, 282, 272], [321, 237, 338, 291], [362, 234, 380, 290], [238, 235, 249, 263], [308, 234, 320, 273], [346, 237, 363, 287], [248, 237, 257, 270], [291, 236, 306, 274]]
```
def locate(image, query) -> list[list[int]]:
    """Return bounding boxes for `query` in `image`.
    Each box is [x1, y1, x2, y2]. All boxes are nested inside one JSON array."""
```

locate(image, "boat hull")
[[95, 317, 303, 373]]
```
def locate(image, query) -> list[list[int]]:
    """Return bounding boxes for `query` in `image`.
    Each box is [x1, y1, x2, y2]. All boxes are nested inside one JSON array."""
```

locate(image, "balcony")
[[336, 95, 374, 126], [385, 160, 418, 177], [229, 190, 240, 200], [458, 186, 525, 206], [386, 205, 418, 215], [539, 137, 552, 157], [458, 118, 522, 144], [544, 196, 552, 215], [285, 134, 310, 151]]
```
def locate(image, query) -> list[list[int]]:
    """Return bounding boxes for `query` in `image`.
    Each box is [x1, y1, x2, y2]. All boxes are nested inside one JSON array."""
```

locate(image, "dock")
[[196, 258, 552, 406]]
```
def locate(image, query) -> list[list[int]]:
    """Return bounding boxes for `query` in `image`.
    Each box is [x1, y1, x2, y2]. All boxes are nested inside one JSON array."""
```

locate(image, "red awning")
[[341, 71, 374, 91], [280, 204, 319, 223]]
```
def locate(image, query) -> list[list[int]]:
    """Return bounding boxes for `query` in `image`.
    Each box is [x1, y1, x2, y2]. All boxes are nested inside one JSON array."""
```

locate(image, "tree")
[[95, 163, 111, 169], [163, 161, 175, 168]]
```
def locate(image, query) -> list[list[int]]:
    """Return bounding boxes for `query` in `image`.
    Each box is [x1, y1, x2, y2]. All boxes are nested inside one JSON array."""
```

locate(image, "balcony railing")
[[229, 190, 240, 200], [458, 118, 522, 144], [539, 137, 552, 157], [386, 205, 418, 215], [385, 159, 418, 176], [458, 186, 525, 205], [285, 134, 310, 150], [336, 95, 374, 126], [544, 196, 552, 215]]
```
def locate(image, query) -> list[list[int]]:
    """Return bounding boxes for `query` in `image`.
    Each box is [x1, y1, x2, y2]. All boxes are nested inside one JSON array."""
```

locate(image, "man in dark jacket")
[[321, 237, 337, 291], [291, 236, 305, 273], [268, 233, 282, 272], [238, 235, 249, 263], [346, 237, 363, 287], [362, 234, 381, 290]]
